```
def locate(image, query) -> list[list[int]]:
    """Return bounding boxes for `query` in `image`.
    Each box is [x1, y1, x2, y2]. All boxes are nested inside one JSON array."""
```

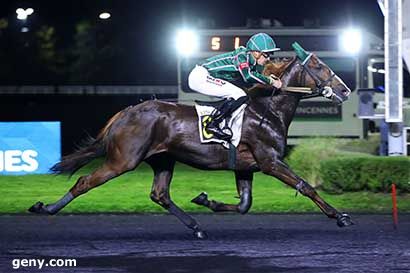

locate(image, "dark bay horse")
[[29, 52, 353, 239]]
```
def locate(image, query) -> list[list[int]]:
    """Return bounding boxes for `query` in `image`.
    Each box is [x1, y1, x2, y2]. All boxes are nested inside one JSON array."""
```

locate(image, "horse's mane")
[[247, 56, 297, 96], [263, 56, 297, 78]]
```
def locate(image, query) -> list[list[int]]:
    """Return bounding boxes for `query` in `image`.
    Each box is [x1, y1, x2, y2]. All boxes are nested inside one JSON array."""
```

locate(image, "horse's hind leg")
[[147, 155, 207, 239], [29, 159, 137, 214], [29, 142, 143, 215], [191, 171, 253, 214]]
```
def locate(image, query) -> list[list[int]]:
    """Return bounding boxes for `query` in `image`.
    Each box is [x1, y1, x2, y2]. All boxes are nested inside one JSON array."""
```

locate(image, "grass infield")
[[1, 161, 409, 214]]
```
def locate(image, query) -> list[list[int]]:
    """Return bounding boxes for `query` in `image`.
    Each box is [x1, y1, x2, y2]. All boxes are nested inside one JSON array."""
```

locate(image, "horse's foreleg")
[[191, 171, 253, 214], [260, 159, 353, 227], [148, 157, 207, 239]]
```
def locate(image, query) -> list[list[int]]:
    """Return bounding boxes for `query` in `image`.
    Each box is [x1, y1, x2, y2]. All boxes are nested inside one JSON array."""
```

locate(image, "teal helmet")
[[246, 33, 280, 53]]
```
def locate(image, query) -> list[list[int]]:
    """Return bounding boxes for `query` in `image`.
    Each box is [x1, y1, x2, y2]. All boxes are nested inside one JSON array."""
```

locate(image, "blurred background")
[[0, 0, 384, 85]]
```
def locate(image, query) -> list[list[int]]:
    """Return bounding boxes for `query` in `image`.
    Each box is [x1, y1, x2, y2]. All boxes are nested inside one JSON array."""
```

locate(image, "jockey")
[[188, 32, 282, 140]]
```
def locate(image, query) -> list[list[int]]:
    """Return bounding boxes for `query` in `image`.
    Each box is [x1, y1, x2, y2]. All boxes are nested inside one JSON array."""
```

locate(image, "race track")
[[1, 214, 409, 272]]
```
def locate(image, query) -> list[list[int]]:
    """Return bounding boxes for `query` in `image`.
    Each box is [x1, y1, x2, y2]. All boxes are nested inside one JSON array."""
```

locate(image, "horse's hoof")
[[28, 202, 50, 215], [191, 192, 209, 206], [193, 230, 208, 240], [337, 213, 354, 227]]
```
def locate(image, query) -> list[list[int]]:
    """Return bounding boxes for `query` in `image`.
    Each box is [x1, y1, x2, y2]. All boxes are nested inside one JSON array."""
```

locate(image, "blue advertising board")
[[0, 122, 61, 175]]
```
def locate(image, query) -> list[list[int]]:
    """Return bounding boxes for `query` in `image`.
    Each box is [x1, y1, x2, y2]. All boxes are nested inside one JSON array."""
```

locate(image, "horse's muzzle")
[[331, 86, 350, 104], [331, 92, 348, 104]]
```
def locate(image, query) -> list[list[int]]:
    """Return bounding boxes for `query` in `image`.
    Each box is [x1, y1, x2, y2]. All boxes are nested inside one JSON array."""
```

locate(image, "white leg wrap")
[[45, 192, 74, 214]]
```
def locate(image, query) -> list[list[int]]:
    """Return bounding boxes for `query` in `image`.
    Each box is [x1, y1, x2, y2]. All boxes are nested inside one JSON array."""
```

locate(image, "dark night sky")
[[0, 0, 384, 85]]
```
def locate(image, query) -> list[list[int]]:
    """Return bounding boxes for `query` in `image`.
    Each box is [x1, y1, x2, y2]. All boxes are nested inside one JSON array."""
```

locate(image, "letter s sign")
[[21, 150, 39, 172], [0, 122, 61, 175], [0, 150, 39, 172]]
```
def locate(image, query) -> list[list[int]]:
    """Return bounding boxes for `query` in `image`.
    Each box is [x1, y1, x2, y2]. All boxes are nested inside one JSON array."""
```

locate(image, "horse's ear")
[[292, 42, 311, 63], [309, 54, 319, 64]]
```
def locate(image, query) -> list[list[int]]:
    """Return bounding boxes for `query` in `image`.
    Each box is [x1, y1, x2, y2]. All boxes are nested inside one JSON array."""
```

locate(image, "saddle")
[[194, 99, 228, 108], [194, 99, 246, 149]]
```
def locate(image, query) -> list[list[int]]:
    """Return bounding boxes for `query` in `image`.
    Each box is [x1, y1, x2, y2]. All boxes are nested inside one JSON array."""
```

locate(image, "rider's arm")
[[236, 53, 272, 85]]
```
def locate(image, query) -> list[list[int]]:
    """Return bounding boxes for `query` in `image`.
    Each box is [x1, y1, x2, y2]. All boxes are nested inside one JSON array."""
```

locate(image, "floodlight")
[[16, 7, 34, 20], [17, 13, 27, 20], [99, 12, 111, 20], [175, 29, 199, 57], [340, 29, 362, 54], [25, 8, 34, 15]]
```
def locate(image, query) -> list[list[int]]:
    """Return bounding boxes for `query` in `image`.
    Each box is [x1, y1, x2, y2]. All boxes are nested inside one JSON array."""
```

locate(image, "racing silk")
[[200, 46, 271, 85]]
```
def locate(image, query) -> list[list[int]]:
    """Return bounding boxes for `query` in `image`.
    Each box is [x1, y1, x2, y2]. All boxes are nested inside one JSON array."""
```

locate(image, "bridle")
[[259, 56, 337, 127], [296, 54, 336, 100]]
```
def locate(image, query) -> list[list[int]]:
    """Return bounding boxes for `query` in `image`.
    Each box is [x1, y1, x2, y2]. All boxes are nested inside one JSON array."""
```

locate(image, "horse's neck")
[[275, 61, 304, 128], [250, 59, 303, 130], [271, 91, 301, 129]]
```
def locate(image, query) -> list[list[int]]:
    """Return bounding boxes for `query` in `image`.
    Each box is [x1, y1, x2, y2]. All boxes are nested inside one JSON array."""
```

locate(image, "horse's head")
[[292, 42, 351, 104]]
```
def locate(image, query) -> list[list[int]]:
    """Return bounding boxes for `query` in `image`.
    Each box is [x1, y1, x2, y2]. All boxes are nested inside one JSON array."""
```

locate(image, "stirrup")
[[206, 125, 232, 141]]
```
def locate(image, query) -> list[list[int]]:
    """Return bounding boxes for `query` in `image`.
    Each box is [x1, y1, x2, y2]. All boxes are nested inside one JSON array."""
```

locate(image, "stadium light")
[[25, 8, 34, 15], [99, 12, 111, 20], [340, 28, 362, 54], [17, 13, 27, 20], [175, 29, 199, 57], [16, 8, 25, 14], [16, 8, 34, 20]]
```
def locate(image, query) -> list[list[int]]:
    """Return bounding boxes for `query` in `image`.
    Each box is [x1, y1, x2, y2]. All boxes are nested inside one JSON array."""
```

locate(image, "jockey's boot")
[[206, 95, 249, 141], [206, 114, 233, 141]]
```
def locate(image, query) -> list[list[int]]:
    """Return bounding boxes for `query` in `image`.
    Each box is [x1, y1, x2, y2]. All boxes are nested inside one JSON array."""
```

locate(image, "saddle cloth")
[[194, 101, 246, 149]]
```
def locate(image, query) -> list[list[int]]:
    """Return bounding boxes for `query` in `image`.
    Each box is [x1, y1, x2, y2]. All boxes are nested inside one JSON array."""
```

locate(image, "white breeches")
[[188, 65, 246, 100]]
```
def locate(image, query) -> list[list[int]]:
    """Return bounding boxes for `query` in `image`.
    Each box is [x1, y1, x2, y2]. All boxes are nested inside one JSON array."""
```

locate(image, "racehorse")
[[29, 45, 353, 239]]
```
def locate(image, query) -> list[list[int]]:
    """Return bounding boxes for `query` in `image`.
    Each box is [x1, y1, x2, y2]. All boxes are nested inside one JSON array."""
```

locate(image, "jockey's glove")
[[269, 74, 282, 89]]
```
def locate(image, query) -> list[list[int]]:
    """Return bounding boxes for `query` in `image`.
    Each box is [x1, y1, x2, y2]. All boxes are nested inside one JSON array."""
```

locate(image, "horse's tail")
[[50, 110, 125, 176]]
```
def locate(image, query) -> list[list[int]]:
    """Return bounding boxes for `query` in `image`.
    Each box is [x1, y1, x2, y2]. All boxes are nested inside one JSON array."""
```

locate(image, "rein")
[[258, 56, 335, 127], [258, 86, 277, 127], [281, 87, 312, 93]]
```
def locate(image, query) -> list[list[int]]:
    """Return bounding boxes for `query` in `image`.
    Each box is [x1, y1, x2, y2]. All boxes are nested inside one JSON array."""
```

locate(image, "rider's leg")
[[206, 96, 249, 129], [188, 66, 248, 139], [188, 66, 245, 98]]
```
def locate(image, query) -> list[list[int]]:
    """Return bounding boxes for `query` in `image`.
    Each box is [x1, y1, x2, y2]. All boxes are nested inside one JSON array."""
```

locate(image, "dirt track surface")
[[1, 214, 409, 273]]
